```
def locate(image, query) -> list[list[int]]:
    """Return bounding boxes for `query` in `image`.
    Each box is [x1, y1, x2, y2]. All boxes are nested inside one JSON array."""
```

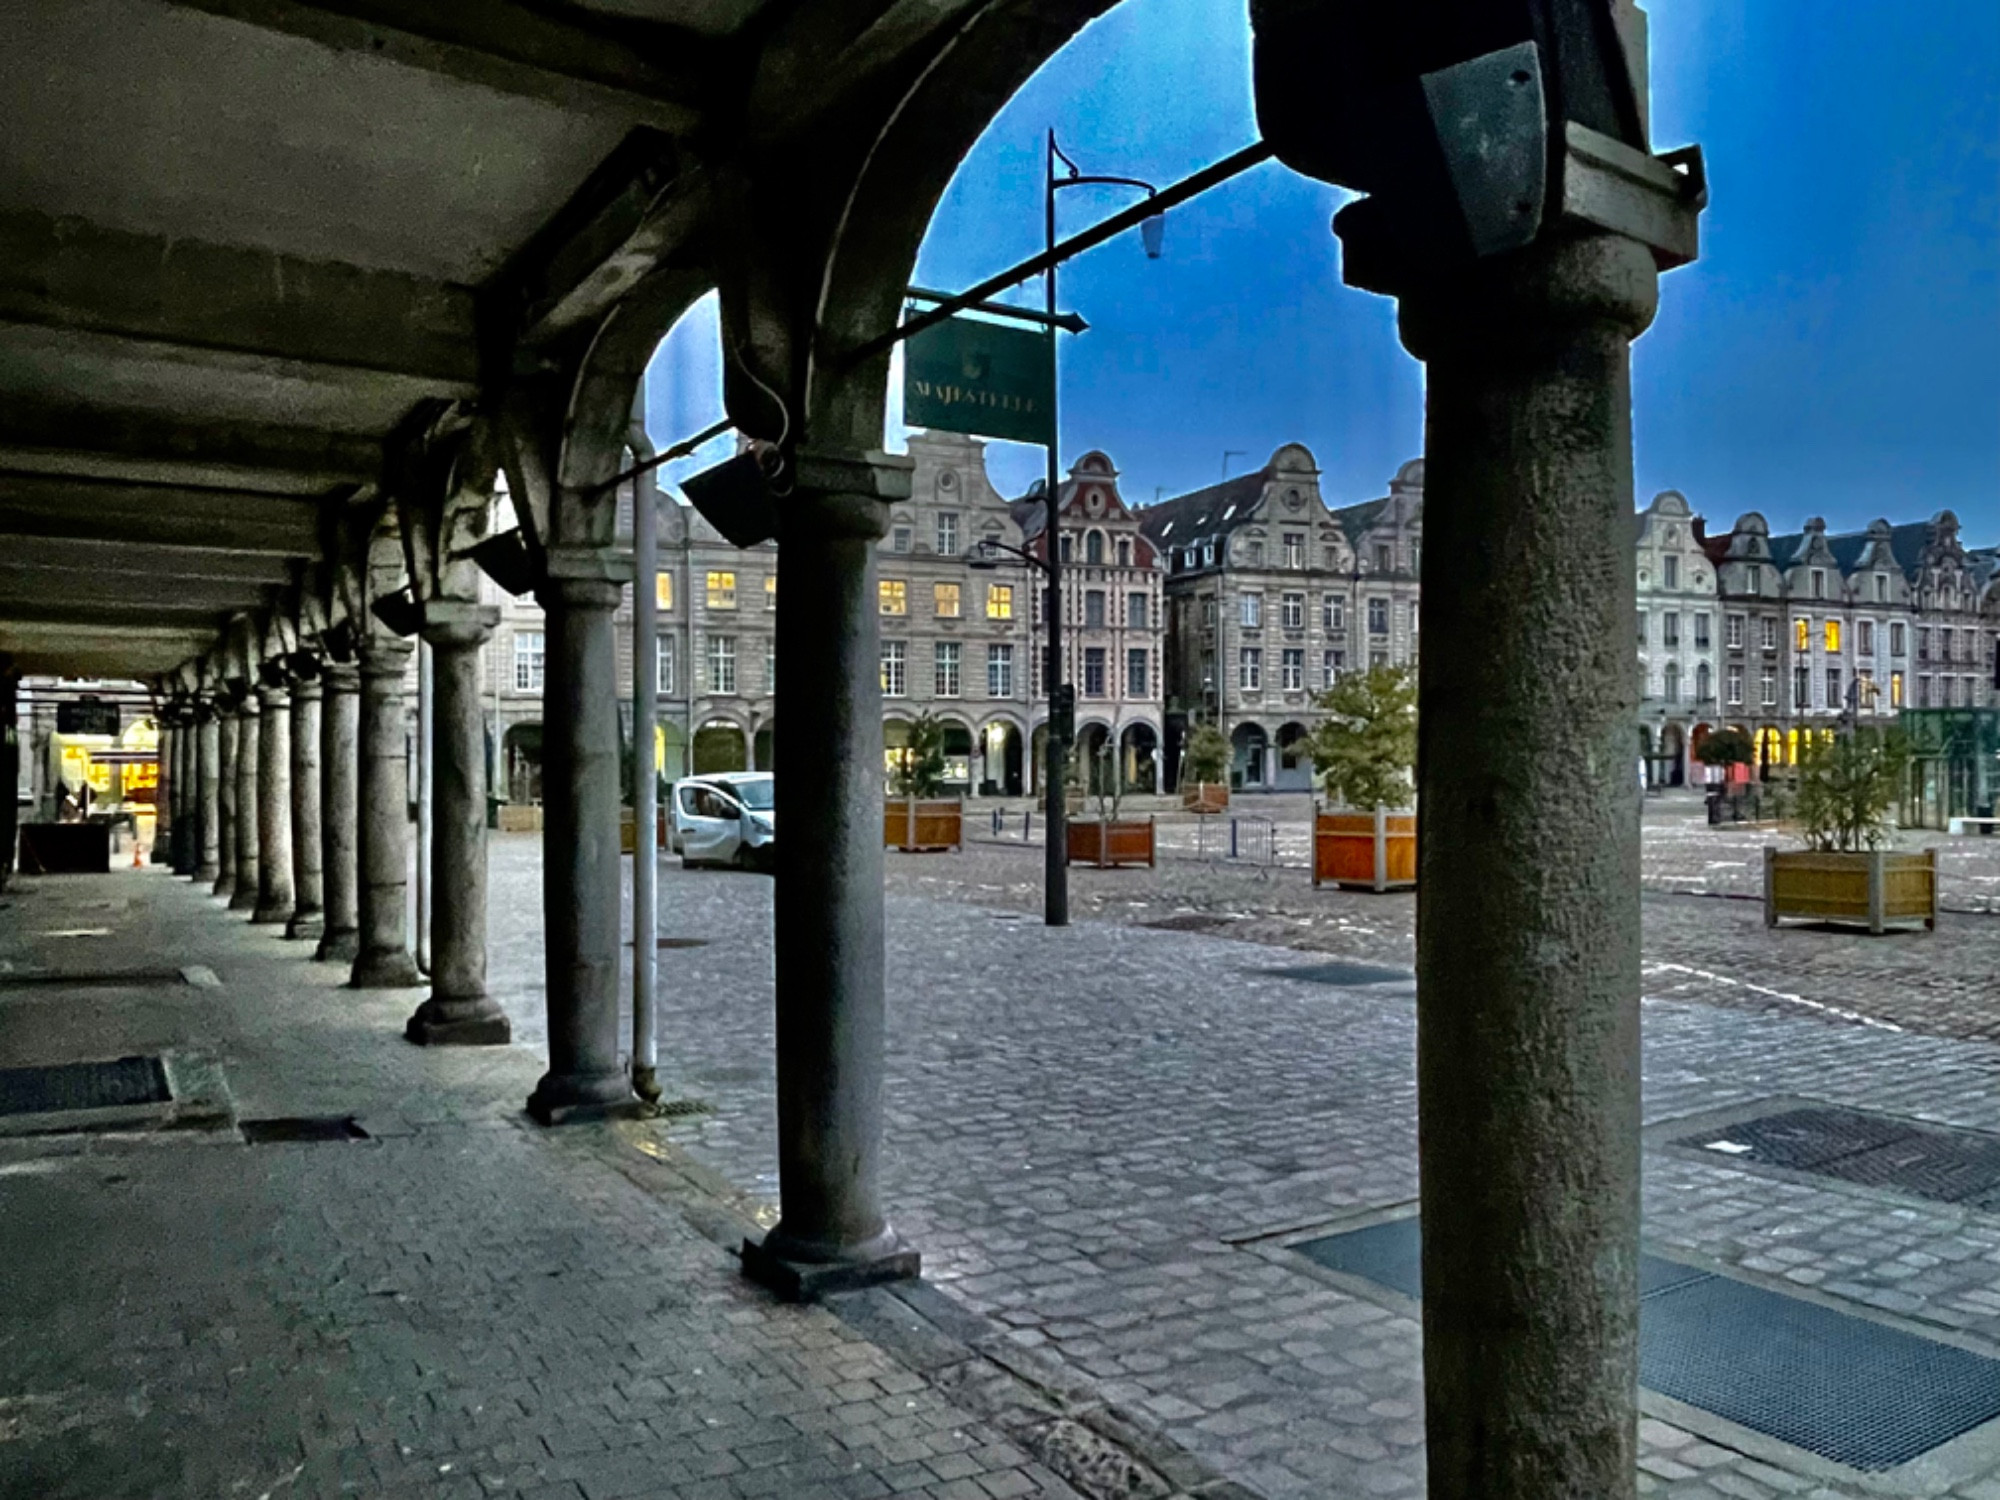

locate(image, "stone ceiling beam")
[[0, 404, 381, 496], [0, 537, 297, 585], [0, 474, 322, 554], [0, 569, 274, 614], [153, 0, 719, 133]]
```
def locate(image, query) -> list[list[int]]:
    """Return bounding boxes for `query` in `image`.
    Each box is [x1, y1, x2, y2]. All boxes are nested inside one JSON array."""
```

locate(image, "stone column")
[[196, 709, 222, 883], [526, 557, 633, 1122], [741, 452, 919, 1300], [316, 663, 361, 962], [351, 641, 419, 987], [230, 698, 261, 911], [175, 718, 201, 875], [285, 678, 324, 941], [253, 684, 294, 924], [152, 715, 176, 865], [406, 605, 509, 1045], [1356, 227, 1659, 1496], [212, 709, 238, 897]]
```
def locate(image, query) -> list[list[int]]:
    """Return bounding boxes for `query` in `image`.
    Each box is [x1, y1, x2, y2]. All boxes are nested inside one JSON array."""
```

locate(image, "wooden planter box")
[[618, 809, 670, 854], [1066, 817, 1156, 869], [885, 797, 962, 853], [497, 804, 542, 834], [1181, 782, 1229, 814], [1312, 805, 1416, 893], [1764, 847, 1936, 934]]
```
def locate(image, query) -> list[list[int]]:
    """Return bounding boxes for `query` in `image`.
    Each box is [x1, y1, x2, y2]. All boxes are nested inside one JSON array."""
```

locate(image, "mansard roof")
[[1135, 443, 1325, 548]]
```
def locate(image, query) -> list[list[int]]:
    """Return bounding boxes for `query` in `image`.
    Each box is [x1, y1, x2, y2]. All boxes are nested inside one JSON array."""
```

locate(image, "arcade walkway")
[[0, 868, 1214, 1500]]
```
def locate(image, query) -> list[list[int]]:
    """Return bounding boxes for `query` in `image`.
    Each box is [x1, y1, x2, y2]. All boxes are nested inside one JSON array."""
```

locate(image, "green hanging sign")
[[903, 314, 1056, 448]]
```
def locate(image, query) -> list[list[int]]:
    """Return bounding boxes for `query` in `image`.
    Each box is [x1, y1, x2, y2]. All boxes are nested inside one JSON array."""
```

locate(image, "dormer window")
[[1375, 543, 1393, 573], [1746, 564, 1762, 592], [1811, 569, 1825, 599], [1663, 555, 1679, 590], [1875, 574, 1888, 603]]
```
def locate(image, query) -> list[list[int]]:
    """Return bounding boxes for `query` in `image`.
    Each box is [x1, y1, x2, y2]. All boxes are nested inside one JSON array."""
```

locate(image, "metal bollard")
[[1230, 818, 1238, 859]]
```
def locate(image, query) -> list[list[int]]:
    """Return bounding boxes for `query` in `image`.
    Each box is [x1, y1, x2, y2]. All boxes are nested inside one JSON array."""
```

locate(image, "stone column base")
[[525, 1069, 634, 1127], [405, 994, 512, 1047], [250, 899, 293, 926], [740, 1235, 921, 1304], [228, 888, 258, 913], [284, 908, 323, 942], [315, 926, 359, 964], [195, 860, 220, 884], [350, 947, 421, 988]]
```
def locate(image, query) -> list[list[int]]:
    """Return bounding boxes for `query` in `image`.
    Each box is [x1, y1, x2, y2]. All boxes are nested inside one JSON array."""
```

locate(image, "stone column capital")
[[357, 639, 415, 680], [236, 692, 262, 718], [289, 676, 323, 703], [320, 659, 362, 693], [536, 549, 628, 614], [782, 449, 913, 544], [419, 602, 501, 650], [256, 682, 291, 711]]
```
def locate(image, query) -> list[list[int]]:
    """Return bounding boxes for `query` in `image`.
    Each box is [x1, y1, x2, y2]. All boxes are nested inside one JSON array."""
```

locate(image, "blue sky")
[[649, 0, 1999, 538]]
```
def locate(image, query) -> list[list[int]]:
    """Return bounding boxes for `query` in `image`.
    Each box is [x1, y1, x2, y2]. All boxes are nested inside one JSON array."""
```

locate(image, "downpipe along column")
[[1372, 227, 1661, 1498], [252, 682, 294, 925], [350, 640, 420, 988], [741, 450, 919, 1301], [316, 662, 361, 962], [285, 675, 324, 941], [527, 556, 633, 1123], [230, 696, 261, 912], [405, 605, 509, 1045], [196, 707, 221, 884], [212, 709, 238, 897]]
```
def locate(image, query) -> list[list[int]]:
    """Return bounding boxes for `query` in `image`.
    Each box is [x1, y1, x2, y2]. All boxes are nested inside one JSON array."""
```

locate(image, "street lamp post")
[[1042, 130, 1162, 929]]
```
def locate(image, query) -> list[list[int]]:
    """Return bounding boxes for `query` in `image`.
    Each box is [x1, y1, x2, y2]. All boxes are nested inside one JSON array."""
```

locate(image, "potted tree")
[[884, 712, 962, 852], [1693, 726, 1756, 822], [1766, 728, 1933, 933], [1309, 664, 1417, 892], [1067, 737, 1156, 868], [1179, 722, 1231, 813]]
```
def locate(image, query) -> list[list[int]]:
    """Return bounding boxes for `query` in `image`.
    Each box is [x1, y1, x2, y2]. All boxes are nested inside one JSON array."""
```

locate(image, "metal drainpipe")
[[415, 638, 433, 976], [628, 382, 662, 1105]]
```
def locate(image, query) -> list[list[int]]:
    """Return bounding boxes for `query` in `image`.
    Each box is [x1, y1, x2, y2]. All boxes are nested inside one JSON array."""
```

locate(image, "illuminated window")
[[706, 570, 736, 609], [986, 585, 1013, 620], [765, 575, 777, 610], [655, 573, 673, 610], [1823, 619, 1841, 653], [879, 579, 907, 616], [1794, 618, 1809, 653], [934, 582, 961, 618]]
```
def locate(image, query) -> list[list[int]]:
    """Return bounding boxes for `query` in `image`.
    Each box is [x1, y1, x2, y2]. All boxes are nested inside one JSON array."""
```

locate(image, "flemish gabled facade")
[[1634, 490, 1720, 785]]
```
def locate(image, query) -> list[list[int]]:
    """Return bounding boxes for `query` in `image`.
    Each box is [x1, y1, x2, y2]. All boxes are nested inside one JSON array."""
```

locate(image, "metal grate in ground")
[[1141, 913, 1234, 933], [1291, 1213, 2000, 1472], [0, 1055, 170, 1116], [1674, 1105, 2000, 1211], [240, 1116, 370, 1144], [1264, 961, 1414, 988]]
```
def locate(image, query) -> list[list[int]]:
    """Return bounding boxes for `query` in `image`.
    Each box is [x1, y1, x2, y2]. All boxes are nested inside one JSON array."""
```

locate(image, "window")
[[933, 582, 961, 619], [1126, 648, 1148, 697], [1663, 611, 1680, 647], [1694, 613, 1710, 648], [1118, 537, 1131, 567], [1322, 650, 1345, 686], [1726, 666, 1744, 706], [1240, 592, 1262, 628], [1637, 610, 1649, 645], [936, 512, 959, 556], [1788, 665, 1811, 709], [1375, 543, 1393, 573], [934, 641, 960, 697], [1857, 619, 1873, 655], [986, 584, 1013, 620], [1059, 534, 1073, 564], [1238, 647, 1262, 690], [1918, 626, 1932, 661], [1409, 541, 1421, 575], [1918, 675, 1931, 708], [706, 570, 737, 609], [1370, 649, 1388, 670], [1368, 598, 1389, 635], [1942, 627, 1955, 662], [1696, 663, 1711, 701], [1795, 619, 1810, 653], [1083, 647, 1106, 697], [657, 636, 674, 697], [1857, 670, 1876, 712], [1875, 574, 1888, 603], [1662, 662, 1680, 704], [891, 526, 912, 553], [1200, 596, 1217, 629], [513, 631, 545, 693], [1824, 619, 1841, 653], [655, 573, 674, 610], [765, 575, 777, 610], [879, 579, 907, 616], [1085, 590, 1106, 628], [1761, 617, 1780, 651], [1663, 555, 1679, 590], [1323, 547, 1342, 570], [1726, 614, 1745, 648], [1085, 530, 1104, 565], [765, 639, 776, 692], [1244, 539, 1264, 566], [988, 644, 1013, 698], [1746, 563, 1763, 592], [1200, 649, 1216, 689], [880, 641, 906, 697], [1811, 569, 1825, 599], [1281, 592, 1305, 630], [1826, 667, 1842, 709], [1324, 596, 1345, 632], [1283, 533, 1304, 569], [1891, 670, 1904, 708], [707, 635, 737, 694], [1281, 649, 1304, 691], [1127, 592, 1148, 630]]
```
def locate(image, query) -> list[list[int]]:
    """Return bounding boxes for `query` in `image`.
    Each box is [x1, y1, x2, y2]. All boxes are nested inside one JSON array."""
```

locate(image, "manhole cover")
[[1674, 1106, 2000, 1211], [1142, 913, 1232, 932], [1292, 1215, 2000, 1472], [240, 1116, 370, 1144], [0, 1056, 170, 1116], [1264, 961, 1413, 987]]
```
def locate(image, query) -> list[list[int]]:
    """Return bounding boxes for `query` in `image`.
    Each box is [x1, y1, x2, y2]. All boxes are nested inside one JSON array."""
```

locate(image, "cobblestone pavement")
[[0, 870, 1214, 1500], [483, 837, 2000, 1500]]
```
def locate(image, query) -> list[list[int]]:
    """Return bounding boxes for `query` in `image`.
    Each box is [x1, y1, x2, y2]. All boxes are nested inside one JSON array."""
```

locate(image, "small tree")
[[1694, 726, 1756, 770], [1794, 728, 1908, 852], [1091, 736, 1125, 821], [1311, 663, 1417, 810], [890, 713, 949, 798], [1181, 722, 1230, 788]]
